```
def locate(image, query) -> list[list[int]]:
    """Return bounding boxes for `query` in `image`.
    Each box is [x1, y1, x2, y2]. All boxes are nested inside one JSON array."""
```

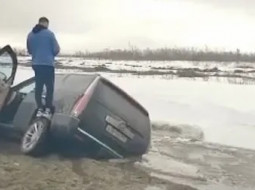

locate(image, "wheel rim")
[[21, 121, 45, 152]]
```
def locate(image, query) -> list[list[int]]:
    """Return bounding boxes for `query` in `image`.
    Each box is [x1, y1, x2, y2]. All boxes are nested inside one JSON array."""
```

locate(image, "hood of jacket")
[[32, 24, 47, 33]]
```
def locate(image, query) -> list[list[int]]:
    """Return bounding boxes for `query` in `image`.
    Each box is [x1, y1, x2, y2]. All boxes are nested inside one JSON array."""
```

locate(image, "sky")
[[0, 0, 255, 53]]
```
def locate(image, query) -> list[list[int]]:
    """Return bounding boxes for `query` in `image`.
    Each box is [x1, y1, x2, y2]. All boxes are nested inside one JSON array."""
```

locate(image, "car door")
[[0, 45, 18, 111]]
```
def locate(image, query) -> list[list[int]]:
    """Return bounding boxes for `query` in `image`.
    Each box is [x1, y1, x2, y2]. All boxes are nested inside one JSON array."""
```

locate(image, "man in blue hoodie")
[[27, 17, 60, 119]]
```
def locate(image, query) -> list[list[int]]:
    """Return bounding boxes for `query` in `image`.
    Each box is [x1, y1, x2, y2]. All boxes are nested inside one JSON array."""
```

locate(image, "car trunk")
[[78, 77, 151, 157]]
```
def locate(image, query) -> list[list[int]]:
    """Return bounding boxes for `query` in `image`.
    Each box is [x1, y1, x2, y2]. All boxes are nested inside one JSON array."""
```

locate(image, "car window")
[[19, 82, 35, 94], [0, 52, 13, 81]]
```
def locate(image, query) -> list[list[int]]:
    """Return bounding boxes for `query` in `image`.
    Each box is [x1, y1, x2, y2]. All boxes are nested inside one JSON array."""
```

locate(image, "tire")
[[50, 123, 71, 140], [49, 115, 79, 140], [20, 117, 50, 156]]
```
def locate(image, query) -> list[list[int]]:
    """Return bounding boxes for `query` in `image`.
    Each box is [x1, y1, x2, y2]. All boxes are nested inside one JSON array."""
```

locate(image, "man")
[[27, 17, 60, 119]]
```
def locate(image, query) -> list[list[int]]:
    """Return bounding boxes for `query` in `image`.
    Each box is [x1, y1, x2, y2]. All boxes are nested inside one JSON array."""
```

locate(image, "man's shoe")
[[36, 108, 44, 117], [43, 108, 52, 120]]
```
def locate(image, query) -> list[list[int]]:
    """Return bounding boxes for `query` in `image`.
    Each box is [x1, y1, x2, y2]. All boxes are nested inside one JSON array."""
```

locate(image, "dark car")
[[0, 45, 151, 158]]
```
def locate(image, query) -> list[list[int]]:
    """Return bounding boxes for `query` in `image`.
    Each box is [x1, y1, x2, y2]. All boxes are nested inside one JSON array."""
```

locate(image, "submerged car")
[[0, 45, 151, 158]]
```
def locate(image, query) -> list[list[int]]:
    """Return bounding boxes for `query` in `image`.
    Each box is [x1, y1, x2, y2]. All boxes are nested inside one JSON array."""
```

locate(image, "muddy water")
[[138, 123, 255, 190]]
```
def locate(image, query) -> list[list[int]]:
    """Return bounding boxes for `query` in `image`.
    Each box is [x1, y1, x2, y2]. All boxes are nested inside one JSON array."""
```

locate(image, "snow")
[[17, 56, 255, 73]]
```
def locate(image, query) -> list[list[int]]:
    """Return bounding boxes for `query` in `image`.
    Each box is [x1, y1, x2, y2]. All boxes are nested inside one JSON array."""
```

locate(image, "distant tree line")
[[11, 47, 255, 62]]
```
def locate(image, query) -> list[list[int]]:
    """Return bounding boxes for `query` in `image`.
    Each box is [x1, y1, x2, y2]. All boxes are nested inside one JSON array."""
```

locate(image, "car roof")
[[55, 73, 98, 92], [53, 73, 98, 113]]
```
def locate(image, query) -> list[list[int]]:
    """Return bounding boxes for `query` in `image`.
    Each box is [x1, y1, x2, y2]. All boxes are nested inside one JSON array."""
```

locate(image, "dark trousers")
[[32, 65, 55, 109]]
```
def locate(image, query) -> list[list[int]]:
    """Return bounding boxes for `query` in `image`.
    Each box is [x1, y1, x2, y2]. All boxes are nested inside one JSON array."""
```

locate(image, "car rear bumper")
[[49, 113, 139, 159], [49, 113, 124, 158]]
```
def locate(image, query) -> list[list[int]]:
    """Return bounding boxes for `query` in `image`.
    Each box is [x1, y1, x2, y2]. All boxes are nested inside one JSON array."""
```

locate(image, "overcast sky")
[[0, 0, 254, 53]]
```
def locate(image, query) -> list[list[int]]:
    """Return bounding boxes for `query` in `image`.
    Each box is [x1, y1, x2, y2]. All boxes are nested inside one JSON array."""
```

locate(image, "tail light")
[[71, 76, 100, 117]]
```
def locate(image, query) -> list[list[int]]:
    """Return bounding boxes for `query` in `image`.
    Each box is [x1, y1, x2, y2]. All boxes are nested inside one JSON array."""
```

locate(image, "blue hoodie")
[[27, 24, 60, 67]]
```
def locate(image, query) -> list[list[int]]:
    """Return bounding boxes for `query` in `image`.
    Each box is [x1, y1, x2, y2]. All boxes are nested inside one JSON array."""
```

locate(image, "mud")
[[1, 124, 255, 190], [0, 138, 197, 190]]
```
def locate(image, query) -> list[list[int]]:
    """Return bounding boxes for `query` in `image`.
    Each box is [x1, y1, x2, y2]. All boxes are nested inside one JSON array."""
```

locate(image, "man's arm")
[[51, 33, 60, 56], [26, 33, 32, 55]]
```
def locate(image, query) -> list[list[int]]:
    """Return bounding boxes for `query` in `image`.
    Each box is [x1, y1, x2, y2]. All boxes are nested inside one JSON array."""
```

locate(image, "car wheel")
[[20, 118, 50, 156], [49, 116, 78, 140]]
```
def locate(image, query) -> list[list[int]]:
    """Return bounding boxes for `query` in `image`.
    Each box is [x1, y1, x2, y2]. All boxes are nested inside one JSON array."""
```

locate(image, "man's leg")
[[45, 66, 55, 112], [33, 66, 44, 109]]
